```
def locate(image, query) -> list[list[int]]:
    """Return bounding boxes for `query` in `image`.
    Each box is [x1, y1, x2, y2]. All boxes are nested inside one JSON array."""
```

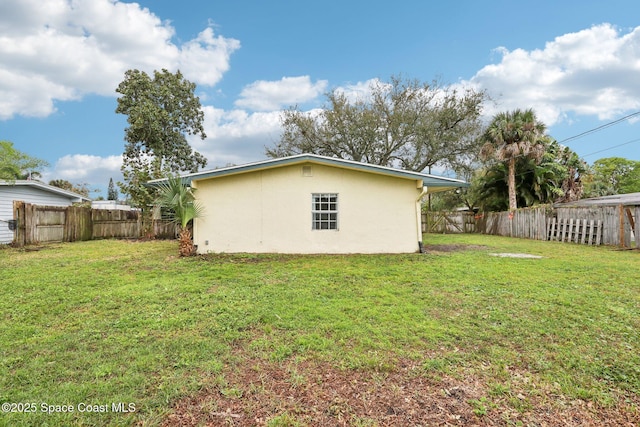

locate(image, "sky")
[[2, 0, 640, 198]]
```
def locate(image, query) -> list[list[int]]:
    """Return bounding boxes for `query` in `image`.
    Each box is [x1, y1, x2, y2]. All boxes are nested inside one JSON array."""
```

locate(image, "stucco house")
[[0, 180, 90, 244], [149, 154, 468, 254]]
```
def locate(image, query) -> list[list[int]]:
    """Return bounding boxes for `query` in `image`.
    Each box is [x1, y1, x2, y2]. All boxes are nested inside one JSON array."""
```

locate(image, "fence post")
[[25, 203, 37, 245], [64, 206, 73, 242], [12, 201, 25, 247], [635, 206, 640, 249], [509, 211, 513, 238]]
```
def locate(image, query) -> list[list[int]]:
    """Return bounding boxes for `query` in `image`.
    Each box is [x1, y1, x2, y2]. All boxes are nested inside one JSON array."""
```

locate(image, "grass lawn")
[[0, 234, 638, 426]]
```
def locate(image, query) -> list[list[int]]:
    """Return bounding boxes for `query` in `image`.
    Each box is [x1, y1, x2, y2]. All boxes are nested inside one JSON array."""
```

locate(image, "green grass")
[[0, 235, 638, 425]]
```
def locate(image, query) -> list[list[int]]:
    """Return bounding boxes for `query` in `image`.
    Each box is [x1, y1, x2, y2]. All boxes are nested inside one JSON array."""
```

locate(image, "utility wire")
[[558, 111, 640, 144], [489, 111, 640, 164], [478, 138, 636, 187], [581, 137, 640, 158], [474, 112, 640, 189]]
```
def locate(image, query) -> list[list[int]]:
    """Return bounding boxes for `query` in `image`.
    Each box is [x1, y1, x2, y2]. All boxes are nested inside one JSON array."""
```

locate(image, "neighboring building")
[[0, 180, 90, 244], [91, 200, 136, 211], [554, 192, 640, 207], [148, 154, 468, 254]]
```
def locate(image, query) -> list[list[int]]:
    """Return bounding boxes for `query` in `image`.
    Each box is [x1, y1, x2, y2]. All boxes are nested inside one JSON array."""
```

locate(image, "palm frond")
[[155, 176, 204, 229]]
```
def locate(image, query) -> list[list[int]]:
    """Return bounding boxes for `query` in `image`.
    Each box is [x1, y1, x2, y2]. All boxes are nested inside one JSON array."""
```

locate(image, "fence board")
[[547, 218, 554, 241], [65, 206, 92, 242], [539, 217, 603, 245], [153, 220, 178, 239], [422, 211, 475, 234], [473, 203, 637, 248], [557, 205, 627, 246], [92, 209, 141, 239], [635, 206, 640, 249], [10, 202, 178, 246]]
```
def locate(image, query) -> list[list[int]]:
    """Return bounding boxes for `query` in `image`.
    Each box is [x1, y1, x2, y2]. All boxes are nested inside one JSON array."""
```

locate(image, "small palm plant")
[[155, 176, 204, 257]]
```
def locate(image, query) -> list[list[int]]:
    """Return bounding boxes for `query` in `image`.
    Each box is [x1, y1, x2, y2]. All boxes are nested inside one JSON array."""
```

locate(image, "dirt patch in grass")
[[198, 253, 306, 264], [12, 244, 61, 252], [422, 244, 488, 254], [489, 253, 543, 259], [163, 356, 639, 426]]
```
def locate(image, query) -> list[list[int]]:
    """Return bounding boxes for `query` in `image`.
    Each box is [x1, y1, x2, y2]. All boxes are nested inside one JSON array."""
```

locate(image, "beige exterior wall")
[[192, 162, 424, 254]]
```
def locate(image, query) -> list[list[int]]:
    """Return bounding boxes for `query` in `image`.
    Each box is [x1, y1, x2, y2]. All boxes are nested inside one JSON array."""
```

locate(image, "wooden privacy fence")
[[473, 204, 639, 248], [546, 218, 602, 245], [422, 211, 476, 233], [475, 206, 549, 241], [12, 201, 178, 247]]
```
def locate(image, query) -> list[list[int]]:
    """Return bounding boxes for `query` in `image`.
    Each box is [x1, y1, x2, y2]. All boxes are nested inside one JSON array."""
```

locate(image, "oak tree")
[[48, 179, 91, 198], [267, 76, 486, 175]]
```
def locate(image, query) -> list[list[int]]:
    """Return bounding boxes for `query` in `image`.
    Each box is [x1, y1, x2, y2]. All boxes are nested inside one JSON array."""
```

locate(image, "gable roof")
[[147, 154, 469, 192], [0, 180, 91, 202]]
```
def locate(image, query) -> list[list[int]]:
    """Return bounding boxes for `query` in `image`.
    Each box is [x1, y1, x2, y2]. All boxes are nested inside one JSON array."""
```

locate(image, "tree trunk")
[[178, 227, 195, 257], [508, 157, 517, 211]]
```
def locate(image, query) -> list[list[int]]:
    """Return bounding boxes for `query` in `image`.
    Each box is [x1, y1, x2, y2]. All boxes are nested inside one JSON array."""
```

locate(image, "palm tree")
[[155, 177, 204, 257], [480, 109, 546, 211]]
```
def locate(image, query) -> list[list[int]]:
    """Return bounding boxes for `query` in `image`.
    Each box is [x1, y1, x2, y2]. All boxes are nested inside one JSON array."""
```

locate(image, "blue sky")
[[2, 0, 640, 197]]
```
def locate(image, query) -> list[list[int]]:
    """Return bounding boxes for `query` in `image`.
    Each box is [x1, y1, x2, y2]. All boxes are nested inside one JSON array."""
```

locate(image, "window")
[[312, 193, 338, 230]]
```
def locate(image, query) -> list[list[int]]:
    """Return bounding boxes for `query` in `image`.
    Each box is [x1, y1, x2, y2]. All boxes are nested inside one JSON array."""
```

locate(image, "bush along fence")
[[11, 201, 178, 247], [424, 203, 639, 249]]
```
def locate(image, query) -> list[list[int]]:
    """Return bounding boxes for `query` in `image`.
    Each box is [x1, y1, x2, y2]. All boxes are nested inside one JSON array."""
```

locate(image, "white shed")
[[149, 154, 469, 254], [0, 180, 90, 244], [91, 200, 135, 210]]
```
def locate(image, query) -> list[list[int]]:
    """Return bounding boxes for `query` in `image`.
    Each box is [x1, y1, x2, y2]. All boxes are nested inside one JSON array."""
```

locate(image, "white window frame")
[[311, 193, 338, 230]]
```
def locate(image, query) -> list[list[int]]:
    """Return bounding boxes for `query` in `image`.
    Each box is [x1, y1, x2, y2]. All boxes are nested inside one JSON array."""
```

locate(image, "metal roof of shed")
[[0, 180, 91, 202], [554, 192, 640, 207]]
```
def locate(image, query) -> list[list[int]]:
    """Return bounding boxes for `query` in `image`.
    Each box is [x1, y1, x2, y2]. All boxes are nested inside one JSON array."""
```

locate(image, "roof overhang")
[[0, 180, 91, 202], [147, 154, 469, 191]]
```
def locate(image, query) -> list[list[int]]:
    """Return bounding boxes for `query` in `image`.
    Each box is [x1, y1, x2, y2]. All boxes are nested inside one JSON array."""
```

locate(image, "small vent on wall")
[[302, 165, 313, 177]]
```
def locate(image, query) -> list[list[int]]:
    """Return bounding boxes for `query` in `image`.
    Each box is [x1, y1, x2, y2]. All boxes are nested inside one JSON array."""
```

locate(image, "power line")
[[476, 136, 640, 194], [462, 112, 640, 204], [581, 137, 640, 158], [558, 111, 640, 144]]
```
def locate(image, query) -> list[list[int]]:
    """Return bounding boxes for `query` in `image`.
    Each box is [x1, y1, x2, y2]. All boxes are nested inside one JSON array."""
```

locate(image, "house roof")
[[554, 192, 640, 207], [0, 180, 91, 202], [147, 153, 469, 193]]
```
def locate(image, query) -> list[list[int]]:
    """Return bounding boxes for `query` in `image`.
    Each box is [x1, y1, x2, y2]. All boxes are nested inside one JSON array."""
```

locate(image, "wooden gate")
[[423, 211, 475, 233]]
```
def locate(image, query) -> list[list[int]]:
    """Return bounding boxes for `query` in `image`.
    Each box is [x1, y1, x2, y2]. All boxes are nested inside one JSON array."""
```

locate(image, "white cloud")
[[190, 106, 284, 166], [48, 154, 122, 185], [44, 107, 284, 194], [178, 27, 240, 86], [235, 76, 327, 111], [468, 23, 640, 125], [0, 0, 240, 119], [334, 78, 382, 103]]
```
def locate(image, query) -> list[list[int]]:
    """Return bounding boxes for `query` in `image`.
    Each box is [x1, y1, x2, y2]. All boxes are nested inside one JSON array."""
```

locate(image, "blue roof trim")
[[147, 154, 469, 188]]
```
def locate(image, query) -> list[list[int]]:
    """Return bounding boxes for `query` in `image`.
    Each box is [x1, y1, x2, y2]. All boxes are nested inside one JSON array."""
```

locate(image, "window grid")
[[312, 193, 338, 230]]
